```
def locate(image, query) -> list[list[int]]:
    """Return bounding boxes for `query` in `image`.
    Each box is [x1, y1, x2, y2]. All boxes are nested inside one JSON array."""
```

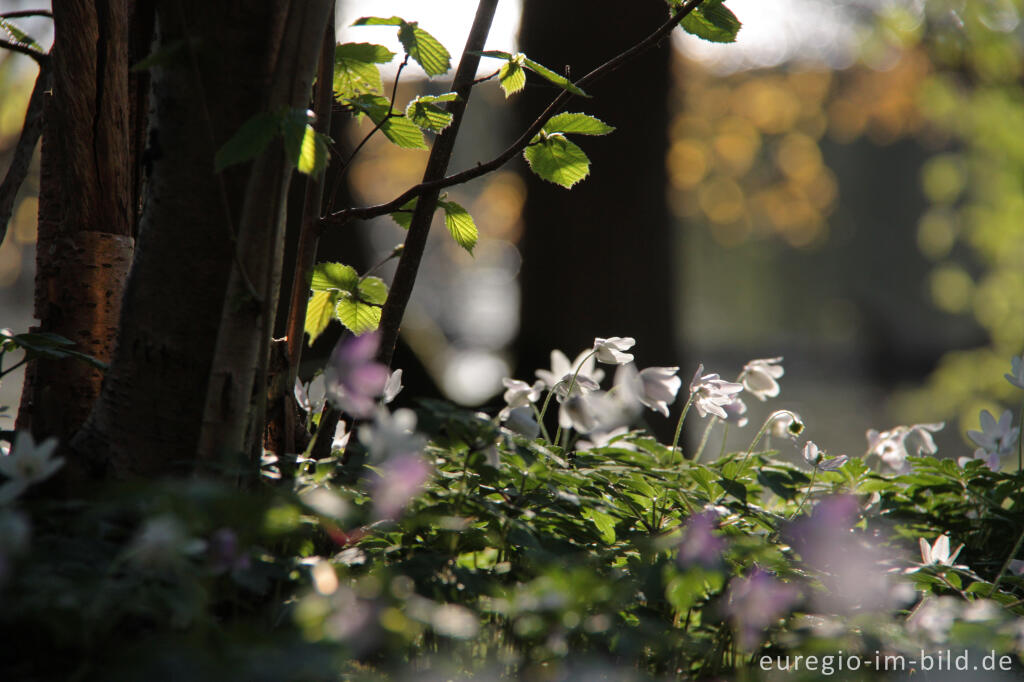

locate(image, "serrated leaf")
[[498, 61, 526, 98], [397, 23, 451, 76], [310, 262, 359, 293], [357, 277, 388, 305], [681, 1, 742, 43], [333, 42, 394, 98], [523, 57, 588, 97], [438, 200, 478, 254], [474, 50, 513, 60], [281, 108, 308, 168], [305, 290, 338, 346], [335, 298, 382, 336], [582, 507, 617, 544], [297, 128, 330, 179], [523, 135, 591, 188], [214, 112, 282, 172], [405, 93, 457, 133], [543, 112, 615, 136], [389, 198, 417, 229], [346, 94, 427, 150], [352, 16, 404, 27], [0, 18, 41, 52]]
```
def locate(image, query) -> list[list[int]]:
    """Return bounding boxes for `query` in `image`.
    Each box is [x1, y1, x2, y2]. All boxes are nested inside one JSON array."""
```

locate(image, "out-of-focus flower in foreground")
[[726, 568, 800, 650], [677, 511, 724, 569], [964, 409, 1018, 470], [865, 422, 944, 471], [324, 332, 390, 418], [1005, 355, 1024, 390], [358, 408, 426, 462], [0, 432, 63, 504]]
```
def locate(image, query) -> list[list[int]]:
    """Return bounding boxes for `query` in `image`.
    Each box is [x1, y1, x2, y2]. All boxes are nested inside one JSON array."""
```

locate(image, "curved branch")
[[320, 0, 705, 230], [0, 10, 53, 19], [0, 38, 49, 66], [0, 62, 49, 246]]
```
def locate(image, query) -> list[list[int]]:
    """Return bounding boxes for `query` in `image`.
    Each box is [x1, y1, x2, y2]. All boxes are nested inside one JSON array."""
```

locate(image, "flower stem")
[[670, 394, 695, 460], [532, 404, 551, 443], [693, 417, 718, 463], [989, 522, 1024, 598], [739, 410, 800, 471], [551, 350, 598, 446], [790, 466, 818, 520]]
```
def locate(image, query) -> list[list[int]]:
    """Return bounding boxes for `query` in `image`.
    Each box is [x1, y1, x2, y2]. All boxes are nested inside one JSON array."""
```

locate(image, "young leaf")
[[281, 108, 309, 167], [397, 22, 451, 76], [214, 112, 282, 172], [543, 112, 615, 136], [305, 290, 338, 346], [681, 0, 742, 43], [0, 18, 42, 52], [523, 134, 591, 189], [352, 16, 404, 27], [389, 198, 418, 229], [523, 57, 588, 97], [335, 298, 382, 336], [438, 200, 478, 254], [310, 262, 359, 293], [473, 50, 513, 60], [297, 128, 330, 179], [346, 94, 427, 150], [405, 93, 458, 133], [333, 42, 395, 98], [498, 60, 526, 98], [357, 277, 388, 305]]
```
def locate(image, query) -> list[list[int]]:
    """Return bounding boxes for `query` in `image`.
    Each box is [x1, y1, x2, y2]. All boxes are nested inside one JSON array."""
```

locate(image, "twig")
[[320, 0, 707, 231], [0, 61, 49, 246], [0, 38, 48, 66], [0, 10, 53, 19]]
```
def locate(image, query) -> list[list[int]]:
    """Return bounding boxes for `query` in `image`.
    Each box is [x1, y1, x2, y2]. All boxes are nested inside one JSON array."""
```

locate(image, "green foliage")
[[0, 329, 106, 371], [305, 262, 389, 343], [0, 17, 42, 52], [214, 108, 330, 178], [353, 16, 451, 76], [346, 94, 428, 150], [405, 92, 459, 133], [213, 112, 281, 172], [389, 196, 479, 253], [498, 59, 526, 98], [333, 42, 395, 98], [521, 113, 614, 188], [672, 0, 743, 43], [477, 50, 589, 97]]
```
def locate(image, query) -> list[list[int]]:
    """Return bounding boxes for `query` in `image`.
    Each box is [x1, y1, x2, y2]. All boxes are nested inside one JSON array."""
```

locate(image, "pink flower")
[[324, 332, 390, 418]]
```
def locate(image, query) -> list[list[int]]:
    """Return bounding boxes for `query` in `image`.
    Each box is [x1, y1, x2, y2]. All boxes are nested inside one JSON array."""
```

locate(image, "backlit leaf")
[[333, 42, 395, 98], [357, 277, 388, 305], [523, 134, 591, 188], [523, 57, 588, 97], [336, 298, 382, 336], [310, 262, 359, 293], [680, 0, 742, 43], [305, 290, 337, 346], [438, 199, 478, 254], [398, 23, 451, 76], [346, 94, 427, 150], [498, 60, 526, 97], [214, 112, 281, 172], [405, 93, 458, 133]]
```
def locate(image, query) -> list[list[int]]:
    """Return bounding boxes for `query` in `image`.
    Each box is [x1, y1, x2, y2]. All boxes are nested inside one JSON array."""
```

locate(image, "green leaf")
[[281, 108, 308, 167], [438, 199, 478, 254], [389, 198, 417, 229], [346, 94, 427, 150], [214, 112, 281, 172], [297, 128, 330, 179], [357, 277, 388, 305], [352, 16, 404, 27], [335, 298, 382, 336], [310, 262, 359, 293], [333, 42, 395, 98], [498, 60, 526, 98], [0, 18, 41, 52], [681, 0, 742, 43], [405, 93, 458, 133], [522, 134, 591, 188], [543, 112, 615, 136], [523, 57, 588, 97], [582, 507, 617, 544], [473, 50, 513, 60], [397, 23, 451, 76], [305, 290, 338, 346]]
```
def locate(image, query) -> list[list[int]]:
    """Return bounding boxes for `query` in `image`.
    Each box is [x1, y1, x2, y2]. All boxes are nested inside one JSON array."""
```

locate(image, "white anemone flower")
[[918, 534, 966, 569], [500, 378, 544, 411], [689, 364, 743, 420], [536, 348, 604, 391], [0, 432, 63, 503], [866, 422, 944, 471], [770, 411, 804, 439], [739, 357, 784, 401], [801, 440, 848, 471], [966, 409, 1018, 469], [722, 397, 749, 428], [501, 406, 540, 439], [383, 369, 404, 404], [618, 364, 681, 417], [592, 337, 636, 365], [1006, 355, 1024, 390], [358, 408, 426, 462]]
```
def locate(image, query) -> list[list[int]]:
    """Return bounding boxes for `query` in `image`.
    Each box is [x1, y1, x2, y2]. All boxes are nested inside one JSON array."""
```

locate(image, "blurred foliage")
[[0, 58, 39, 287]]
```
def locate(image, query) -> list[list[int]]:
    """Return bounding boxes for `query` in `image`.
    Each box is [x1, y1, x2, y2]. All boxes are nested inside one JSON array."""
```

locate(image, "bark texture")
[[17, 0, 140, 446], [72, 1, 328, 477]]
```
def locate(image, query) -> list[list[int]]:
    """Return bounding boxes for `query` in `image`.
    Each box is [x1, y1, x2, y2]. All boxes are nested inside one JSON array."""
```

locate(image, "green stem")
[[790, 466, 818, 520], [671, 394, 695, 459], [1017, 402, 1023, 472], [718, 423, 730, 460], [531, 404, 551, 443], [989, 523, 1024, 598], [739, 410, 800, 471], [693, 417, 718, 463], [552, 350, 598, 446]]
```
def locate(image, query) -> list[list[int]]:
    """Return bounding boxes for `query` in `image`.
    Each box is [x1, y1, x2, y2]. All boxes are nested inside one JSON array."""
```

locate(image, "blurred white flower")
[[620, 364, 681, 418], [383, 369, 404, 404], [501, 406, 540, 439], [966, 409, 1018, 470], [722, 397, 749, 427], [592, 337, 635, 365], [801, 440, 848, 471], [559, 381, 640, 436], [908, 596, 958, 643], [1005, 355, 1024, 390], [371, 453, 431, 520], [500, 378, 544, 415], [358, 408, 426, 461], [129, 515, 206, 570], [739, 356, 784, 401], [324, 332, 390, 418], [866, 422, 944, 471], [575, 426, 634, 451], [535, 348, 604, 391], [914, 534, 966, 570], [770, 411, 804, 439], [689, 364, 743, 420], [333, 420, 351, 452], [0, 432, 63, 503]]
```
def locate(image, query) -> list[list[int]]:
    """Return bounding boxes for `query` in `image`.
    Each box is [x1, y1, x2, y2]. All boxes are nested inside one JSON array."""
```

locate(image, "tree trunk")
[[72, 1, 329, 478], [516, 0, 679, 421], [16, 0, 146, 447]]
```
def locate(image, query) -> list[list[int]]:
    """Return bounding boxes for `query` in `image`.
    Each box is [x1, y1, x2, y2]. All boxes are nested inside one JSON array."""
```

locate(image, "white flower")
[[722, 397, 749, 428], [801, 440, 848, 471], [500, 378, 543, 411], [966, 409, 1018, 469], [592, 337, 636, 365], [333, 420, 351, 452], [627, 364, 681, 417], [689, 364, 743, 420], [0, 432, 63, 501], [535, 349, 604, 391], [383, 369, 404, 404], [739, 357, 784, 401], [918, 534, 966, 569], [501, 406, 540, 439], [358, 408, 426, 461], [1006, 355, 1024, 390], [866, 422, 944, 471], [559, 379, 640, 435], [770, 411, 804, 439], [129, 515, 206, 570]]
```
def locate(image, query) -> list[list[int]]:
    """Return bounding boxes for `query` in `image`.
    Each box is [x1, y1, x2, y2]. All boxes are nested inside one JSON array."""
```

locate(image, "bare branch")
[[0, 62, 49, 246], [0, 10, 53, 19], [0, 38, 49, 66]]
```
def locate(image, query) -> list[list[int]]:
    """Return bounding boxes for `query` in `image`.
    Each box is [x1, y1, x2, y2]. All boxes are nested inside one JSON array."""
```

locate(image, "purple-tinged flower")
[[770, 411, 804, 439], [536, 349, 604, 391], [371, 453, 432, 520], [726, 568, 800, 650], [801, 441, 848, 471], [324, 332, 390, 418], [592, 337, 636, 365], [207, 528, 250, 574], [677, 511, 725, 569], [739, 356, 784, 401], [1006, 355, 1024, 390], [965, 409, 1018, 470], [866, 422, 944, 471], [722, 397, 749, 427], [689, 364, 743, 420], [358, 408, 426, 462], [619, 364, 681, 418]]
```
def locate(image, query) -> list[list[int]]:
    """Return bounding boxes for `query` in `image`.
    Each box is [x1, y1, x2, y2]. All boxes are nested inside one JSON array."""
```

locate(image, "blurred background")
[[3, 0, 1023, 460]]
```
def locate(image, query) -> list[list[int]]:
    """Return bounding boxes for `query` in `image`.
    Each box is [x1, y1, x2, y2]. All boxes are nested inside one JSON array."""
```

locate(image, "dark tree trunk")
[[515, 1, 679, 420], [17, 0, 147, 446], [72, 1, 330, 478]]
